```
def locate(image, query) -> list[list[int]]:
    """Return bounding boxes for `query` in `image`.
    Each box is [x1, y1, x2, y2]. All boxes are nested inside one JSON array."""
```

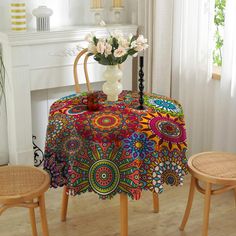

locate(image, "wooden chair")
[[0, 166, 50, 236], [73, 48, 92, 93], [179, 152, 236, 236]]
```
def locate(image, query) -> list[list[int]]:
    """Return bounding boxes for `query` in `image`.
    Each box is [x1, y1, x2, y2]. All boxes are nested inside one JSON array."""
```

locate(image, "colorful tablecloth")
[[44, 90, 188, 200]]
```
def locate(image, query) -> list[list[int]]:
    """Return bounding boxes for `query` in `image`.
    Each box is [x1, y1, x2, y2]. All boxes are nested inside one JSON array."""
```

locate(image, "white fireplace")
[[0, 24, 138, 165]]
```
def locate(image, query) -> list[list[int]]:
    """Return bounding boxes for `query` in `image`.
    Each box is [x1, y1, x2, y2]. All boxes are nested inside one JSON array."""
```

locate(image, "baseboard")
[[0, 152, 9, 165]]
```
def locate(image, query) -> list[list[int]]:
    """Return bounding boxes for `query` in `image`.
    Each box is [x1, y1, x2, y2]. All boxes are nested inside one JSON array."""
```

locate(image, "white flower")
[[100, 20, 106, 26], [114, 47, 126, 58], [85, 33, 94, 43], [88, 42, 97, 54], [104, 43, 112, 57], [132, 35, 149, 52], [131, 40, 137, 49], [118, 38, 129, 49], [136, 35, 148, 44], [96, 40, 106, 54]]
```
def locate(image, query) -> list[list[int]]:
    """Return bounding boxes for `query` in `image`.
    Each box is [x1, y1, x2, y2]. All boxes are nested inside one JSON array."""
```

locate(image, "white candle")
[[113, 0, 122, 8], [92, 0, 101, 9]]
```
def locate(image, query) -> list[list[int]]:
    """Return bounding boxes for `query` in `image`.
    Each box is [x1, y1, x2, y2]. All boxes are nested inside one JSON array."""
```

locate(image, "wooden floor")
[[1, 176, 236, 236]]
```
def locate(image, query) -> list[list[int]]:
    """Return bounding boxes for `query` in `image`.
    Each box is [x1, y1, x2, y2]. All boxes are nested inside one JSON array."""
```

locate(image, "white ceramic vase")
[[102, 65, 123, 101]]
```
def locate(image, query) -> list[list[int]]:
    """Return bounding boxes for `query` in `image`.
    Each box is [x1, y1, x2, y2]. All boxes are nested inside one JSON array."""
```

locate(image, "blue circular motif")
[[123, 132, 155, 160], [154, 99, 177, 110], [150, 98, 181, 112], [144, 96, 183, 116]]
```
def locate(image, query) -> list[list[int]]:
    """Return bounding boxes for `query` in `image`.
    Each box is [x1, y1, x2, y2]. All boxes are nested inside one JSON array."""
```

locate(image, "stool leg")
[[61, 186, 69, 222], [203, 182, 212, 236], [179, 176, 196, 231], [120, 193, 128, 236], [29, 207, 38, 236], [39, 194, 49, 236], [153, 192, 159, 213]]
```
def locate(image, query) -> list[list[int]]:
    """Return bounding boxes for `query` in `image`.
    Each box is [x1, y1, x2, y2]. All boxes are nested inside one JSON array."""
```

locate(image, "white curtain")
[[212, 0, 236, 153], [138, 0, 174, 96], [172, 0, 236, 155], [172, 0, 216, 155]]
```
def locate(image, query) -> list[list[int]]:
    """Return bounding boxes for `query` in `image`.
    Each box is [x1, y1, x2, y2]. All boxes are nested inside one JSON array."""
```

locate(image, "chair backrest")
[[73, 48, 92, 93]]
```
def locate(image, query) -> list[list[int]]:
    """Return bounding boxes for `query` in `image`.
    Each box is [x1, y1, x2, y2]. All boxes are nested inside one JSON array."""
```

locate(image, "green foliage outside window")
[[213, 0, 226, 67]]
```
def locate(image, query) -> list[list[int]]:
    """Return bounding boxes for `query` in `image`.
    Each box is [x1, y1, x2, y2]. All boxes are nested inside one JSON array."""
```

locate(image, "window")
[[212, 0, 226, 80]]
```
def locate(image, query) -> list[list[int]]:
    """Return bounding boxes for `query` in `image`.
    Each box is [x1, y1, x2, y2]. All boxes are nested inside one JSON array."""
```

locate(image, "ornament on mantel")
[[32, 6, 53, 31], [90, 0, 104, 25], [112, 0, 124, 23], [10, 2, 27, 31]]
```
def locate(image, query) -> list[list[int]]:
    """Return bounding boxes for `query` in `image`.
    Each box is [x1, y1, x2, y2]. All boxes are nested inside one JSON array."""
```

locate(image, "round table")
[[44, 90, 188, 199]]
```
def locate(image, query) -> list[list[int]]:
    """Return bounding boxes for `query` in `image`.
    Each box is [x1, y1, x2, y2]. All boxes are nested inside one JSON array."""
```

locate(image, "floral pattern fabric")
[[44, 90, 188, 200]]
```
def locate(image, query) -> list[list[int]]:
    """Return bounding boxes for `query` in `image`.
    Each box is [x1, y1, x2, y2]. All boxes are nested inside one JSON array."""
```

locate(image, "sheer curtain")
[[138, 0, 174, 96], [172, 0, 236, 155], [172, 0, 216, 155], [212, 0, 236, 152]]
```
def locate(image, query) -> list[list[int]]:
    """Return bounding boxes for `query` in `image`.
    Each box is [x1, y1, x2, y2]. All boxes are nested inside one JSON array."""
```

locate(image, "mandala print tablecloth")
[[44, 91, 188, 200]]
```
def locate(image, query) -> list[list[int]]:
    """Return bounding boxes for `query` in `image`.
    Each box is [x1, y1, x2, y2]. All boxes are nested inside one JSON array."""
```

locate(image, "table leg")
[[120, 193, 128, 236], [61, 186, 69, 222], [153, 192, 159, 213]]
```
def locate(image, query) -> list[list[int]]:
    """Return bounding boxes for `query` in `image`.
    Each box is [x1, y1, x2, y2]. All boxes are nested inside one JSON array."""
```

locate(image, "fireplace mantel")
[[0, 24, 138, 165], [1, 25, 138, 46]]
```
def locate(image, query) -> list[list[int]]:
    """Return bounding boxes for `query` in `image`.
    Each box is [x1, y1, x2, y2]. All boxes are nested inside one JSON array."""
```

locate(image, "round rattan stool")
[[179, 152, 236, 236], [0, 166, 50, 236]]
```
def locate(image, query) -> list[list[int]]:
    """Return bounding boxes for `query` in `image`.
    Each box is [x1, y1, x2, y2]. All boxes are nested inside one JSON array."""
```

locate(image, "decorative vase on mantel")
[[102, 65, 123, 101]]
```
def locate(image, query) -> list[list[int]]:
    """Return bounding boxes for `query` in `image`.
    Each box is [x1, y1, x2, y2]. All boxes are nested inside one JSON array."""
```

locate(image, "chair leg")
[[153, 192, 159, 213], [120, 193, 128, 236], [61, 186, 69, 222], [29, 207, 38, 236], [202, 182, 212, 236], [234, 188, 236, 208], [179, 176, 196, 231], [39, 194, 49, 236]]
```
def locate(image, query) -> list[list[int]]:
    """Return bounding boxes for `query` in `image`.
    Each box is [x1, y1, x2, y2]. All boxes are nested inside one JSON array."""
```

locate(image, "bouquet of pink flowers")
[[85, 31, 148, 65]]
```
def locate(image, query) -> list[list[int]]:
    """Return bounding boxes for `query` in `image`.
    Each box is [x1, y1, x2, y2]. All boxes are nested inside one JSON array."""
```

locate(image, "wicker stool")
[[179, 152, 236, 236], [0, 166, 50, 236]]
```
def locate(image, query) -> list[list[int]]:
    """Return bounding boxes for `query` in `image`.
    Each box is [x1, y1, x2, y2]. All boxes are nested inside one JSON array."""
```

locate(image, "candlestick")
[[111, 0, 123, 23], [137, 56, 145, 110], [90, 0, 103, 24]]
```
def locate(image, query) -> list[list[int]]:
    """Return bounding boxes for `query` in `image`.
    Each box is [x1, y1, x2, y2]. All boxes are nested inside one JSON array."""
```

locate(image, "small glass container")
[[82, 91, 100, 111]]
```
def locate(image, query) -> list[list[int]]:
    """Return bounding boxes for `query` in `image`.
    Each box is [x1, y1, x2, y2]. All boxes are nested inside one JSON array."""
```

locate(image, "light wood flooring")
[[1, 176, 236, 236]]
